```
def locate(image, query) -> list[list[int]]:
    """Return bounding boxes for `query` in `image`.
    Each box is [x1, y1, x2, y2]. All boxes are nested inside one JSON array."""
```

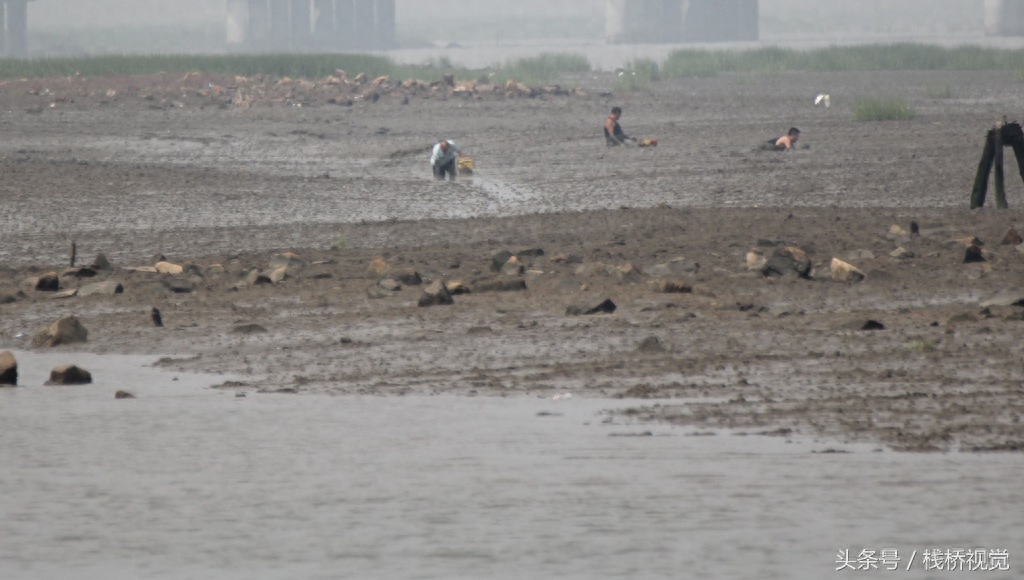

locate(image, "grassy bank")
[[5, 44, 1024, 85]]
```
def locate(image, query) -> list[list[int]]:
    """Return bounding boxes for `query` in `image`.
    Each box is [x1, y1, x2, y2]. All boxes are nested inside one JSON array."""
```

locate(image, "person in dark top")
[[764, 127, 801, 151], [604, 106, 635, 146]]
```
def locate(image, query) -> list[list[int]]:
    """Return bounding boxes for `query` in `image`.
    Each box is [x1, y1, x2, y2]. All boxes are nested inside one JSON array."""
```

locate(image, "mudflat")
[[2, 67, 1023, 452]]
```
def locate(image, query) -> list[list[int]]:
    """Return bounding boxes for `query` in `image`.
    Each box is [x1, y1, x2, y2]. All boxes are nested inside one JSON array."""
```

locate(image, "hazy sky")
[[28, 0, 987, 35]]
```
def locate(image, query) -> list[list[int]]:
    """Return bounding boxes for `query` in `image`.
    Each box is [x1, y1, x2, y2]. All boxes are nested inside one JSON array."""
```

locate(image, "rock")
[[32, 314, 88, 347], [472, 278, 527, 293], [841, 319, 886, 331], [886, 224, 912, 242], [964, 245, 986, 263], [154, 261, 184, 275], [162, 276, 197, 293], [745, 250, 767, 271], [269, 252, 305, 271], [231, 323, 267, 334], [637, 336, 667, 353], [979, 292, 1024, 308], [1001, 227, 1023, 245], [61, 267, 97, 279], [114, 390, 135, 399], [377, 278, 402, 292], [0, 351, 17, 386], [182, 262, 204, 277], [50, 289, 78, 300], [268, 266, 288, 284], [0, 293, 18, 304], [78, 280, 124, 296], [417, 280, 453, 307], [46, 364, 92, 385], [890, 247, 914, 259], [445, 281, 470, 295], [91, 253, 112, 270], [830, 258, 865, 282], [566, 298, 616, 316], [762, 246, 812, 278], [23, 272, 60, 291], [491, 250, 514, 272], [151, 307, 163, 327], [388, 268, 422, 286]]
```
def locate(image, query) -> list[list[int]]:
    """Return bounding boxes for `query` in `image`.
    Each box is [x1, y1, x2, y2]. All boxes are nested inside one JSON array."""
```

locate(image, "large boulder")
[[0, 351, 17, 386], [78, 280, 124, 297], [566, 298, 617, 316], [154, 261, 184, 275], [417, 280, 453, 307], [830, 258, 865, 283], [762, 246, 812, 278], [22, 272, 60, 292], [32, 314, 88, 347], [46, 364, 92, 385]]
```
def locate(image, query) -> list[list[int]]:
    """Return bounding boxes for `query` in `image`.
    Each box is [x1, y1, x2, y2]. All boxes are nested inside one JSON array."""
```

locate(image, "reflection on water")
[[0, 352, 1020, 580]]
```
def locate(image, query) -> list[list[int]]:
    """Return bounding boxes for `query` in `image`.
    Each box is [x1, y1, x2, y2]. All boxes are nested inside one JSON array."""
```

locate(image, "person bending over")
[[431, 139, 463, 181], [770, 127, 801, 151], [604, 106, 635, 146]]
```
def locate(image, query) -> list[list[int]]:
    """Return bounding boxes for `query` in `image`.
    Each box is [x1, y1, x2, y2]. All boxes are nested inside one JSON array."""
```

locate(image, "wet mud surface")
[[2, 68, 1024, 452]]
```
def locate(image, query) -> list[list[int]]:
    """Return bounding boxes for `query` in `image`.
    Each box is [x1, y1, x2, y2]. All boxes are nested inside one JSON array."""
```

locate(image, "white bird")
[[815, 94, 831, 108]]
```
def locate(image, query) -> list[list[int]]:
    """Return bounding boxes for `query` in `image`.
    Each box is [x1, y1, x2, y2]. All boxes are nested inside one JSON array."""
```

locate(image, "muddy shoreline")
[[2, 68, 1024, 452]]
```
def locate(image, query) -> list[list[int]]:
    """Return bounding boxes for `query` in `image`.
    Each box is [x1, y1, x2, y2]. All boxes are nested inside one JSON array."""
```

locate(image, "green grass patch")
[[490, 52, 590, 86], [852, 97, 917, 122], [661, 44, 1024, 79], [614, 58, 660, 91]]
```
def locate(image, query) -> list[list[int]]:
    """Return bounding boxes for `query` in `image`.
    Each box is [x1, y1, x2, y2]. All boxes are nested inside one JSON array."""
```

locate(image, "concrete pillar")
[[986, 0, 1024, 36], [0, 3, 7, 57], [335, 0, 355, 49], [375, 0, 395, 49], [290, 0, 312, 49], [683, 0, 758, 42], [6, 0, 28, 57], [606, 0, 644, 44], [312, 0, 335, 48], [353, 0, 375, 49], [226, 0, 250, 44], [249, 0, 273, 47], [269, 0, 291, 50]]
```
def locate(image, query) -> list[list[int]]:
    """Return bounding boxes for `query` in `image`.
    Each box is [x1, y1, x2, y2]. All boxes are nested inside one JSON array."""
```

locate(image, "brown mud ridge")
[[2, 69, 1024, 453], [5, 69, 585, 113]]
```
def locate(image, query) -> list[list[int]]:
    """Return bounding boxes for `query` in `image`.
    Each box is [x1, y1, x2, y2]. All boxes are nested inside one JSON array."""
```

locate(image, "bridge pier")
[[985, 0, 1024, 36], [3, 0, 29, 57], [226, 0, 396, 52], [606, 0, 758, 44]]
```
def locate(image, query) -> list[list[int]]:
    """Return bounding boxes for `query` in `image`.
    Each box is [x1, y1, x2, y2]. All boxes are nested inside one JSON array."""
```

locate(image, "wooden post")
[[995, 123, 1008, 208], [70, 242, 77, 267], [971, 130, 995, 208], [1010, 140, 1024, 192]]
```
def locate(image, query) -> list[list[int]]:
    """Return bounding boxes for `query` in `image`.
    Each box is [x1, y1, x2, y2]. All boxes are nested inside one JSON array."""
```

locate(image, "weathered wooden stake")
[[971, 129, 995, 209], [70, 242, 77, 267], [995, 122, 1007, 208]]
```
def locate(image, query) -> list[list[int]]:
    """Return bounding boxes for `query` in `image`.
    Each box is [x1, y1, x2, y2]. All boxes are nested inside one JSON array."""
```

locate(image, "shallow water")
[[0, 351, 1020, 579]]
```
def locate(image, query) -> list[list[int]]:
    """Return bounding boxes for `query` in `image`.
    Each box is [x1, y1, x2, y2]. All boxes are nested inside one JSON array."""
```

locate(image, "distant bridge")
[[5, 0, 1024, 58], [225, 0, 1024, 52]]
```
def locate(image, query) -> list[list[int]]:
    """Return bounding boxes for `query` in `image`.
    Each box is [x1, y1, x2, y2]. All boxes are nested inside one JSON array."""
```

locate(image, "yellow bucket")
[[457, 157, 475, 175]]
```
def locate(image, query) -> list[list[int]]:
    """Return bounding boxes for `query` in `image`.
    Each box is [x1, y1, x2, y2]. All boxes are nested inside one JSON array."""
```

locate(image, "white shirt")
[[430, 141, 460, 167]]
